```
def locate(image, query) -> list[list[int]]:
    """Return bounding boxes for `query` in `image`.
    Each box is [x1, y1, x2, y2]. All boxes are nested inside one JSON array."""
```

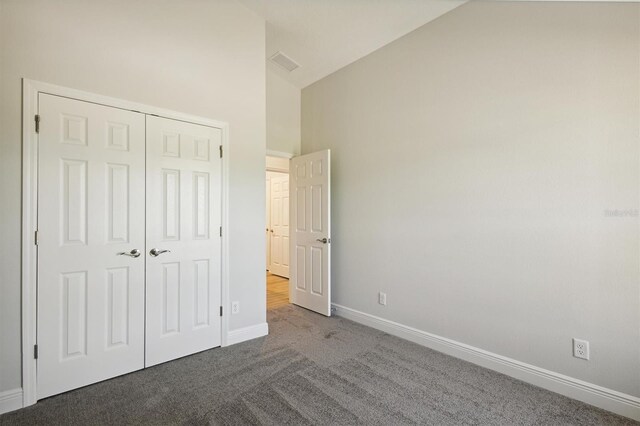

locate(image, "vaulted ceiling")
[[238, 0, 467, 88]]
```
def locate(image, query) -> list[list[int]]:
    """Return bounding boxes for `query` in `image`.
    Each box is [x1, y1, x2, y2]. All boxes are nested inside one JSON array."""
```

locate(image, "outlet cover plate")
[[573, 338, 590, 360], [378, 292, 387, 306]]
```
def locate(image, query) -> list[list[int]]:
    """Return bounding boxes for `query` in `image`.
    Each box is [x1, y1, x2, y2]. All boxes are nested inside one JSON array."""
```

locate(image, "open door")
[[289, 150, 331, 316]]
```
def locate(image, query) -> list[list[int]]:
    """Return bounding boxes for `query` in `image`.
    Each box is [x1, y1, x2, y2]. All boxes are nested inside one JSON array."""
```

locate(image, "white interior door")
[[145, 115, 222, 367], [290, 150, 331, 316], [269, 174, 290, 278], [266, 177, 271, 270], [37, 94, 146, 398]]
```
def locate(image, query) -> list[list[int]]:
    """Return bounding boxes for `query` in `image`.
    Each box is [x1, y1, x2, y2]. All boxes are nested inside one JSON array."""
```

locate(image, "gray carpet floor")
[[1, 305, 637, 425]]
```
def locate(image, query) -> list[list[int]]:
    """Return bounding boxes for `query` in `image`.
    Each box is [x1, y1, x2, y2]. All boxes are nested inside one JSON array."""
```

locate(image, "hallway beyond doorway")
[[267, 273, 289, 310]]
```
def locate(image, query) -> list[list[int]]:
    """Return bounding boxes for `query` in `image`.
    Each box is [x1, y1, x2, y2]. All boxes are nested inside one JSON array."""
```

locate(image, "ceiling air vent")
[[269, 51, 300, 72]]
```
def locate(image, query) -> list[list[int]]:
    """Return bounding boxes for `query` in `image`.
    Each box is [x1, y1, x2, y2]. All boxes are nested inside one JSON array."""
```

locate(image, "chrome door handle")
[[118, 249, 141, 258], [150, 248, 171, 257], [316, 238, 329, 244]]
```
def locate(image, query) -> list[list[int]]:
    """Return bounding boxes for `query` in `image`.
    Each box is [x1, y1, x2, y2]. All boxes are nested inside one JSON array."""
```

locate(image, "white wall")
[[302, 1, 640, 398], [266, 155, 290, 172], [267, 67, 301, 155], [0, 0, 266, 393]]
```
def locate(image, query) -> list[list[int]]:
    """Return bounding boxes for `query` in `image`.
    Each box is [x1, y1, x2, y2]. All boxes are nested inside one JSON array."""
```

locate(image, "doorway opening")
[[267, 273, 289, 310], [266, 155, 291, 310], [264, 150, 331, 316]]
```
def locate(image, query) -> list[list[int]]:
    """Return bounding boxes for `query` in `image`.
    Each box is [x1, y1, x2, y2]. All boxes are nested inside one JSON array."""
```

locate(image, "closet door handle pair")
[[117, 248, 171, 258]]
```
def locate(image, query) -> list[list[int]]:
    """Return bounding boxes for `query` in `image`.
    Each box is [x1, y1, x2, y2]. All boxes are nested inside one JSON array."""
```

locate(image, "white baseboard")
[[332, 304, 640, 422], [226, 322, 269, 346], [0, 388, 23, 415]]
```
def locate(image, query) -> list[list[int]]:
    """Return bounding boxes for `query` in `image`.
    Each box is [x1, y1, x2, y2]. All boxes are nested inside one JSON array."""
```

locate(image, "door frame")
[[20, 79, 231, 408]]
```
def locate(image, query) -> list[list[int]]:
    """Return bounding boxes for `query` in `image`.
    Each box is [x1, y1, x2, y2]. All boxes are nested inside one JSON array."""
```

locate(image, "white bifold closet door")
[[145, 115, 222, 367], [37, 94, 146, 399]]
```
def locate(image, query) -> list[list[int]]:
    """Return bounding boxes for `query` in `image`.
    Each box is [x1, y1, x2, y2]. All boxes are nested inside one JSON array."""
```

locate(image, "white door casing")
[[289, 150, 331, 316], [145, 115, 222, 367], [269, 174, 290, 278], [37, 94, 146, 398]]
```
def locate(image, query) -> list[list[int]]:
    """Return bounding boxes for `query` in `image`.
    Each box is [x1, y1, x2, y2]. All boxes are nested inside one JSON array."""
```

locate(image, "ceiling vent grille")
[[269, 51, 300, 72]]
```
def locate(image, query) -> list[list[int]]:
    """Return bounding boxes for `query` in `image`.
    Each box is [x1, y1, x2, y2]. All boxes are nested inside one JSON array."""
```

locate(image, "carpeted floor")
[[1, 305, 637, 425]]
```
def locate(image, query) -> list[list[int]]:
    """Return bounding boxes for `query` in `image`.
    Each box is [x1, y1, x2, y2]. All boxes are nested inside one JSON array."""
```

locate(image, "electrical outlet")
[[573, 338, 590, 360], [378, 292, 387, 306], [231, 301, 240, 314]]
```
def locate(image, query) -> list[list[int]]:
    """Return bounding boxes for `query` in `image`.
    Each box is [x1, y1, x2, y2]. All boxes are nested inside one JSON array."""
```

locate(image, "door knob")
[[316, 238, 329, 244], [270, 229, 274, 233], [118, 249, 141, 258], [150, 248, 171, 257]]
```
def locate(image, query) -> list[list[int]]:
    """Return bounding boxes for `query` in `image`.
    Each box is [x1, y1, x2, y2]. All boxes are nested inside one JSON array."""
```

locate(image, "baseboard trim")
[[226, 322, 269, 346], [332, 304, 640, 422], [0, 388, 23, 415]]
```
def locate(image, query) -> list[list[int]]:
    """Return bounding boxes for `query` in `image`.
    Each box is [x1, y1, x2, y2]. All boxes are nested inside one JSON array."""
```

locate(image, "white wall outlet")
[[378, 292, 387, 306], [231, 301, 240, 314], [573, 338, 590, 360]]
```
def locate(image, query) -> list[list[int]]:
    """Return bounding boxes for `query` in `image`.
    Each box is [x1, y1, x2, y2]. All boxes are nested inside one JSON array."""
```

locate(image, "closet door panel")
[[145, 115, 222, 367], [37, 94, 146, 399]]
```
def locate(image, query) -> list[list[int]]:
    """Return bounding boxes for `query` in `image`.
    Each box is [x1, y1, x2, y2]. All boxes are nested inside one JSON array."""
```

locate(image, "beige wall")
[[302, 1, 640, 397], [267, 68, 301, 155], [0, 0, 266, 392]]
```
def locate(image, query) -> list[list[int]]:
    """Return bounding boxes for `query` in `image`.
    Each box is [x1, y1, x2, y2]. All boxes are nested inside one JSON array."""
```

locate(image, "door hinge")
[[219, 226, 222, 237], [220, 306, 223, 317], [35, 115, 40, 133], [219, 145, 223, 158], [34, 344, 38, 360], [34, 230, 39, 246]]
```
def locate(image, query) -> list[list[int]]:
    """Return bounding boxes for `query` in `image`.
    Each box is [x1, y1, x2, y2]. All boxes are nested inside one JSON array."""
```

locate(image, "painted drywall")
[[302, 1, 640, 397], [266, 155, 290, 172], [0, 0, 266, 393], [267, 68, 301, 155]]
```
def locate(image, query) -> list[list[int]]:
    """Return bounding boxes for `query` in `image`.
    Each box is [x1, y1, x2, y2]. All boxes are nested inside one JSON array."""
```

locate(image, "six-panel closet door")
[[145, 115, 222, 367], [37, 93, 223, 399], [37, 94, 146, 398]]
